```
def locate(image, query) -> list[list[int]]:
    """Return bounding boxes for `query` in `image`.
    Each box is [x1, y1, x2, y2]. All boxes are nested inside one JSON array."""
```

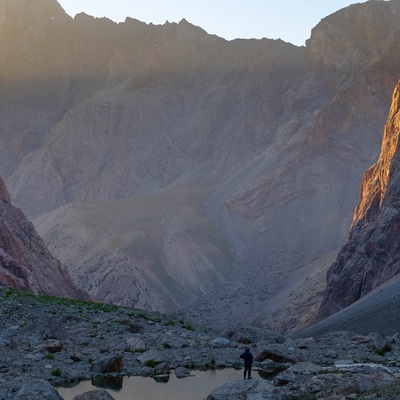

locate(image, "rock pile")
[[2, 286, 400, 399]]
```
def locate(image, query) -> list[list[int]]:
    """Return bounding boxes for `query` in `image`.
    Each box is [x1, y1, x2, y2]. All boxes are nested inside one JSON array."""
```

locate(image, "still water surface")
[[58, 368, 257, 400]]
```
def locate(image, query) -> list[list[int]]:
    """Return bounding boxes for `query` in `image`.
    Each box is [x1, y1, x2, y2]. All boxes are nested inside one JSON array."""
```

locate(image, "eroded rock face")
[[319, 81, 400, 318], [0, 176, 87, 299]]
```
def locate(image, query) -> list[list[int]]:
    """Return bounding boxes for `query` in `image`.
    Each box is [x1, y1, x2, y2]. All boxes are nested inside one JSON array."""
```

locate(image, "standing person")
[[240, 347, 253, 379]]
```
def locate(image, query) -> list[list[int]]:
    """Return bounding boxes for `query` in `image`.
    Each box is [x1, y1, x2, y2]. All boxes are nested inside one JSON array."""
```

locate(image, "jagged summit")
[[0, 0, 68, 22]]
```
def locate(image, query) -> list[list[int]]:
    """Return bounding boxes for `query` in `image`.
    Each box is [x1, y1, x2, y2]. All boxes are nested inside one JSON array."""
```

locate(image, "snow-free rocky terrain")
[[3, 285, 400, 399]]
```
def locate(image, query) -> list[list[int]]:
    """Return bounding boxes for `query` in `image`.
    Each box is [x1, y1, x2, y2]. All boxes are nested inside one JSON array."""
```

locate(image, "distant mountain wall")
[[1, 0, 400, 331]]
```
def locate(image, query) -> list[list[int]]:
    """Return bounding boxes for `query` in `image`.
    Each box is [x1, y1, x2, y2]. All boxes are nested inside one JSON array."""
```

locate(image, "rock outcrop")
[[319, 80, 400, 319], [0, 175, 87, 299], [2, 0, 400, 331]]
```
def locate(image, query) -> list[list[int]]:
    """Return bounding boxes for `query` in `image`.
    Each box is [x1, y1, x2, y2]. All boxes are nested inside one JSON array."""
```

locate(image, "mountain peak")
[[0, 0, 67, 19]]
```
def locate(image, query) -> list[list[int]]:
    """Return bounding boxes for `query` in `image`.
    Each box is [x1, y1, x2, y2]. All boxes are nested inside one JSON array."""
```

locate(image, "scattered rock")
[[72, 389, 117, 400], [154, 361, 170, 376], [24, 315, 69, 341], [92, 355, 123, 374], [209, 338, 230, 348], [255, 348, 299, 364], [2, 287, 400, 399], [206, 379, 285, 400], [35, 339, 64, 353], [71, 351, 82, 362], [174, 366, 191, 378], [125, 335, 146, 352], [0, 377, 63, 400], [117, 319, 143, 334], [136, 349, 165, 366]]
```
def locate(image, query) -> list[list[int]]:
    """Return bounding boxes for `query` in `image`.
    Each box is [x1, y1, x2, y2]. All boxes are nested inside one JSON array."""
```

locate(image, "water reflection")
[[58, 369, 258, 400], [91, 376, 123, 390], [152, 374, 170, 383]]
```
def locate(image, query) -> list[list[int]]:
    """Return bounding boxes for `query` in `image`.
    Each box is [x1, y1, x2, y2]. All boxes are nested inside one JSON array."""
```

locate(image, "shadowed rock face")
[[2, 0, 400, 331], [0, 176, 87, 299], [319, 81, 400, 319]]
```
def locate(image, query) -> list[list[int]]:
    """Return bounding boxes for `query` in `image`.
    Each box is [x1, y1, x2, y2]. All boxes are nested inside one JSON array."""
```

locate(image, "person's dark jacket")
[[240, 349, 253, 366]]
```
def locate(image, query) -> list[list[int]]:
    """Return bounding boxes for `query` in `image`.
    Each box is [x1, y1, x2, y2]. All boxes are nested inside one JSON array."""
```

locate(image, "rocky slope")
[[2, 0, 400, 332], [3, 286, 400, 399], [295, 272, 400, 338], [0, 176, 86, 299], [33, 183, 235, 310], [318, 80, 400, 319]]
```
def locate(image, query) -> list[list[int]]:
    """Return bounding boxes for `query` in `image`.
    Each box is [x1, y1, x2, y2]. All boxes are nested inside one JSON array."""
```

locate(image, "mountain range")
[[1, 0, 400, 333]]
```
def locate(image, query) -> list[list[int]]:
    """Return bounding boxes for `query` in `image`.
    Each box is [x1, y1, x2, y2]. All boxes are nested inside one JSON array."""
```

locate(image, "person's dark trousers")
[[244, 364, 252, 379]]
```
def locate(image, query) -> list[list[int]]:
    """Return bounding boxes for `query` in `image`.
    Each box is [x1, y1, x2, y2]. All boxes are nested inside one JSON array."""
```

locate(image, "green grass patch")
[[144, 359, 162, 368], [51, 368, 62, 377]]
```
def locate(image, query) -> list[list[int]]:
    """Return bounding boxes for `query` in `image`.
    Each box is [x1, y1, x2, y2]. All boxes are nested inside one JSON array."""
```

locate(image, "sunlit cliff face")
[[318, 81, 400, 320], [352, 81, 400, 226]]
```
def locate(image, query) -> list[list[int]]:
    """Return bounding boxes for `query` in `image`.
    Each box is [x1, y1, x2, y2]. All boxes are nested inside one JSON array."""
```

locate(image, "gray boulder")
[[205, 379, 285, 400], [136, 349, 165, 365], [23, 315, 69, 341], [0, 377, 63, 399], [175, 366, 191, 378], [336, 373, 374, 395], [125, 335, 146, 352], [34, 339, 64, 353], [72, 389, 116, 400], [92, 355, 123, 374], [367, 332, 391, 354], [209, 338, 230, 348], [255, 348, 298, 364], [154, 361, 170, 376]]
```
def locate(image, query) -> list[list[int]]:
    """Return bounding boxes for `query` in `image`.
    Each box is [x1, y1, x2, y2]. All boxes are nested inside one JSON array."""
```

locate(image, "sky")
[[58, 0, 369, 47]]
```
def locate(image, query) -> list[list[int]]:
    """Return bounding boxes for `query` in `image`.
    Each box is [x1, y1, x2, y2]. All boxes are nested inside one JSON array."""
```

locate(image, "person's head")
[[245, 348, 250, 353]]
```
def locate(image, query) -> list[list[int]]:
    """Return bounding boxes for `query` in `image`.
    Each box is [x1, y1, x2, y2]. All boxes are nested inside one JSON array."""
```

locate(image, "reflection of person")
[[239, 348, 253, 379]]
